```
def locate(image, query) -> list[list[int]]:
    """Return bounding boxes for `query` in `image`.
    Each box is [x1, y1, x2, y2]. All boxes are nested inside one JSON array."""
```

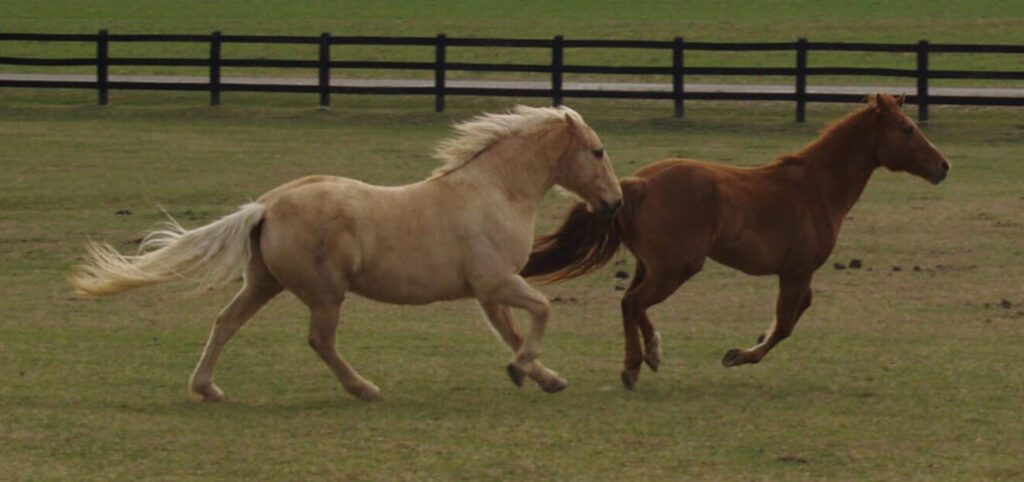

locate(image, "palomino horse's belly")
[[349, 267, 473, 305]]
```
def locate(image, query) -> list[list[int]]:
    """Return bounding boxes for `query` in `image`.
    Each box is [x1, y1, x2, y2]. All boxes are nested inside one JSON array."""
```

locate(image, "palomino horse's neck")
[[796, 108, 882, 220], [444, 124, 568, 210]]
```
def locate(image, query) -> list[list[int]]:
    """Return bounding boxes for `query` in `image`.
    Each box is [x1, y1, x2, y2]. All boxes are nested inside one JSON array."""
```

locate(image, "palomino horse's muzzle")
[[601, 198, 624, 214]]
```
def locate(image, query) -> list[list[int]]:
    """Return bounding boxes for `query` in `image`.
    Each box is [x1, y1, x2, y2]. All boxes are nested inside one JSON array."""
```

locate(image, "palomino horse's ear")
[[563, 112, 576, 127]]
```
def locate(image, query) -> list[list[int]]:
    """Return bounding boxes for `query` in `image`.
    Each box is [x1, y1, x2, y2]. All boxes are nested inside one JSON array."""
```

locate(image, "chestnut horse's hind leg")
[[188, 260, 282, 402], [722, 273, 813, 367], [629, 262, 663, 372], [478, 301, 567, 393], [307, 302, 381, 401], [619, 262, 695, 390]]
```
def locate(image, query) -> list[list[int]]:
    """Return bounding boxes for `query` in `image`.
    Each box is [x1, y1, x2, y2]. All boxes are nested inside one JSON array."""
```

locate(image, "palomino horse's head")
[[556, 109, 624, 213], [870, 93, 950, 184]]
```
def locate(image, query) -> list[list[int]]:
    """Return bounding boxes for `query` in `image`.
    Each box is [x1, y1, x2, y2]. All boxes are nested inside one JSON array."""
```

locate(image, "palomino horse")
[[522, 94, 950, 389], [70, 105, 623, 401]]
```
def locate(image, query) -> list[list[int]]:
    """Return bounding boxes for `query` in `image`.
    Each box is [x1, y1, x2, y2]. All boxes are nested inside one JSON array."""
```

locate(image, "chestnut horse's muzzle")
[[929, 160, 951, 184]]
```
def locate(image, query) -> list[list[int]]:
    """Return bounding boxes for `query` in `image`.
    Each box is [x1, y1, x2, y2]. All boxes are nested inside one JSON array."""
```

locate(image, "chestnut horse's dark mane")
[[768, 100, 879, 168]]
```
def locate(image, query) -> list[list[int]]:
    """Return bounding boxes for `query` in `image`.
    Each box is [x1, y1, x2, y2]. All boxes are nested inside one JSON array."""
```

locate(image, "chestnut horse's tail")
[[69, 203, 265, 297], [522, 178, 646, 282]]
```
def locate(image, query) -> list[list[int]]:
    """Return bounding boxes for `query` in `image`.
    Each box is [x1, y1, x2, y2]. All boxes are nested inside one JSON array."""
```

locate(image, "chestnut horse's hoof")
[[506, 363, 526, 387], [644, 331, 662, 371], [721, 348, 746, 367], [644, 353, 660, 372], [542, 376, 569, 394], [620, 369, 638, 390]]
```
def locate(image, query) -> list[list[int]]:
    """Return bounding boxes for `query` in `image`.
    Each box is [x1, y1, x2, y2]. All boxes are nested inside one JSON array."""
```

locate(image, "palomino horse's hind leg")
[[479, 301, 567, 393], [188, 262, 282, 402], [307, 302, 381, 401], [722, 273, 813, 367], [479, 275, 567, 393]]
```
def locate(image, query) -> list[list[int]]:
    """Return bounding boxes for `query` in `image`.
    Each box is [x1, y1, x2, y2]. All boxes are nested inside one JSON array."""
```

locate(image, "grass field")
[[2, 93, 1023, 479], [2, 2, 1024, 480]]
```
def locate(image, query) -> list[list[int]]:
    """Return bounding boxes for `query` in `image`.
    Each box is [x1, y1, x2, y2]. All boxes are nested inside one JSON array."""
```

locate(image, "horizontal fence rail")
[[1, 31, 1023, 121]]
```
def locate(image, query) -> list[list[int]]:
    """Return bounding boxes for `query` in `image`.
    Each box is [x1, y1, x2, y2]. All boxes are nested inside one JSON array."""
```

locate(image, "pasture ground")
[[2, 1, 1024, 479], [1, 90, 1022, 479]]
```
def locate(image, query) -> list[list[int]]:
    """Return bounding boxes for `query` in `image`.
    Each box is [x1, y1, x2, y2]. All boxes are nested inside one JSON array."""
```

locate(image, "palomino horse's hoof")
[[620, 369, 638, 390], [721, 348, 746, 367], [506, 364, 526, 387], [353, 385, 382, 402], [542, 377, 569, 394], [189, 383, 226, 402]]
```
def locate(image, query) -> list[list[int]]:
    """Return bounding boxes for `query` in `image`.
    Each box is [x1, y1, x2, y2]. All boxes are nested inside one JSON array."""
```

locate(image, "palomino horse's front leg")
[[478, 301, 567, 393], [479, 275, 568, 393], [307, 302, 381, 401], [722, 273, 813, 367]]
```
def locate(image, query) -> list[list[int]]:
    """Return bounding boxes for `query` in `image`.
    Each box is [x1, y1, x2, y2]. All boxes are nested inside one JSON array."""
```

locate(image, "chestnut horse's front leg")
[[619, 261, 691, 389], [722, 273, 813, 367]]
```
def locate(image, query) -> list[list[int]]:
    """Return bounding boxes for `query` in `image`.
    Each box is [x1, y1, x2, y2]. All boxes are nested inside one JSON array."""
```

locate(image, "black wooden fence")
[[2, 31, 1023, 122]]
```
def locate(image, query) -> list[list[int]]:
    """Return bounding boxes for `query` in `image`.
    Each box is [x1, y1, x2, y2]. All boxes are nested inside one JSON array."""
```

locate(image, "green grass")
[[2, 2, 1024, 479], [1, 93, 1023, 479]]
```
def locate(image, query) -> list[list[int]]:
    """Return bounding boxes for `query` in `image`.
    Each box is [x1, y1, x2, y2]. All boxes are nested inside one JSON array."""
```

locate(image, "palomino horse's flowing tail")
[[69, 203, 265, 297], [521, 178, 646, 282]]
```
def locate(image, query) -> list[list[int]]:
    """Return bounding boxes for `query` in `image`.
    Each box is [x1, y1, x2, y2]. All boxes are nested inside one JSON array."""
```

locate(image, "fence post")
[[795, 37, 807, 123], [209, 31, 221, 106], [552, 35, 564, 106], [434, 34, 446, 113], [916, 39, 929, 123], [673, 36, 684, 118], [97, 29, 109, 105], [319, 32, 331, 108]]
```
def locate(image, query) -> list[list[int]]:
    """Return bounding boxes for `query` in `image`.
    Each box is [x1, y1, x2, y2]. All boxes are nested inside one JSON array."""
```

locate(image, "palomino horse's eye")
[[592, 149, 605, 158]]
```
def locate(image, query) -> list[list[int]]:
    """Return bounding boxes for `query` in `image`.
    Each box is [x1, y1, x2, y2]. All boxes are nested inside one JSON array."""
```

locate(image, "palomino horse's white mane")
[[431, 105, 584, 178]]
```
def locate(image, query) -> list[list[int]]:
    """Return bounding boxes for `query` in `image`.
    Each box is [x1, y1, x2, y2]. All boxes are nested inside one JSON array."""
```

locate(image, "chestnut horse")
[[522, 94, 950, 389], [70, 105, 623, 401]]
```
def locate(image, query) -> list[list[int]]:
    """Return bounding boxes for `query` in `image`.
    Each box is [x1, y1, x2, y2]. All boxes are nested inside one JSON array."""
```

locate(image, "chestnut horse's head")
[[871, 93, 950, 184]]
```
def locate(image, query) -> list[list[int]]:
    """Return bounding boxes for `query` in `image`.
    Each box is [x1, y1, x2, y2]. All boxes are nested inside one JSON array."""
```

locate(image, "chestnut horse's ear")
[[895, 93, 906, 107], [864, 93, 880, 110], [872, 93, 895, 112]]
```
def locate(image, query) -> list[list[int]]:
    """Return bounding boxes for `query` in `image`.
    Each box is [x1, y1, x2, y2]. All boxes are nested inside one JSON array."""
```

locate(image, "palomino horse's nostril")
[[940, 161, 951, 172]]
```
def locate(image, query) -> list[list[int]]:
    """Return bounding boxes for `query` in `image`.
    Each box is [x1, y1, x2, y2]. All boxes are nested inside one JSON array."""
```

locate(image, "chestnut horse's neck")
[[792, 108, 882, 220]]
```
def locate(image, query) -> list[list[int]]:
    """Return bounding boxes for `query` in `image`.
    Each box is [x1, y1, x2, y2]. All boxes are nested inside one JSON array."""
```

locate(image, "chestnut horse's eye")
[[592, 149, 605, 158]]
